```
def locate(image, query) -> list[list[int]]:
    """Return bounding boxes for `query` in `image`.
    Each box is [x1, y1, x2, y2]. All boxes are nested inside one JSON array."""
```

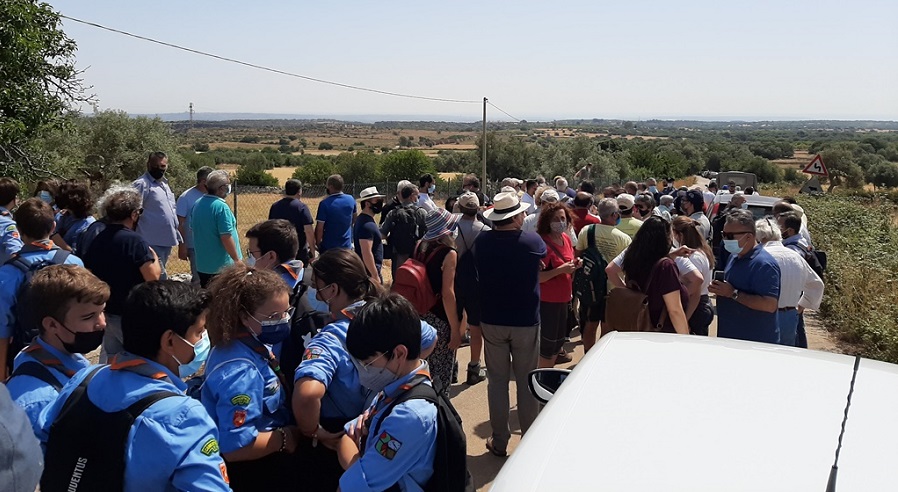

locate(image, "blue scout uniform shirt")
[[201, 335, 292, 454], [0, 241, 83, 339], [717, 243, 782, 344], [0, 206, 23, 264], [36, 353, 230, 492], [295, 302, 438, 425], [6, 337, 90, 434], [340, 362, 437, 492]]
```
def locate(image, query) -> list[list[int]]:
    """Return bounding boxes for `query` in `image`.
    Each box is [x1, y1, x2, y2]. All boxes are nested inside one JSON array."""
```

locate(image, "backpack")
[[603, 259, 668, 335], [454, 227, 479, 295], [392, 243, 446, 315], [278, 279, 330, 390], [388, 205, 423, 255], [9, 361, 63, 391], [77, 218, 107, 258], [4, 249, 72, 372], [785, 243, 826, 281], [572, 225, 608, 304], [374, 378, 474, 492], [41, 366, 178, 492]]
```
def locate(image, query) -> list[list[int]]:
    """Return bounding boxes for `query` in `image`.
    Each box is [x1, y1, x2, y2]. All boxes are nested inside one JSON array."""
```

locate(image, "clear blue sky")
[[52, 0, 897, 121]]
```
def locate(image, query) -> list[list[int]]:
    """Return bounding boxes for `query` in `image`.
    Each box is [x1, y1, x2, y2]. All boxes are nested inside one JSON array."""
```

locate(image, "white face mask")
[[672, 238, 681, 249], [245, 254, 257, 267]]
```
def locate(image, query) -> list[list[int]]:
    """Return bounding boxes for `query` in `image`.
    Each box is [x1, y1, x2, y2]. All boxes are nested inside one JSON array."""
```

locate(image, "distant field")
[[772, 150, 813, 170]]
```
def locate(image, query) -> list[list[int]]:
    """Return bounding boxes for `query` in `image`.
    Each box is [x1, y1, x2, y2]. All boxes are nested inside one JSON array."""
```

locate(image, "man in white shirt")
[[703, 182, 718, 208], [679, 189, 711, 241], [522, 188, 559, 233], [416, 173, 437, 212], [755, 218, 824, 347], [521, 179, 538, 215]]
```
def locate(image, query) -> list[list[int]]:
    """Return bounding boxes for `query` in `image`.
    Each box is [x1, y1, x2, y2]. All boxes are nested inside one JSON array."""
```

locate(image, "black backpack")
[[41, 366, 179, 492], [374, 379, 474, 492], [573, 225, 608, 304], [388, 205, 424, 255], [4, 249, 71, 372], [278, 279, 330, 390]]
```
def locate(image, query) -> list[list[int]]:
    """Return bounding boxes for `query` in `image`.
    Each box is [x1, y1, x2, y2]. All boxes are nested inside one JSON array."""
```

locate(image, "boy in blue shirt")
[[37, 281, 230, 491], [6, 264, 109, 433], [336, 293, 438, 492]]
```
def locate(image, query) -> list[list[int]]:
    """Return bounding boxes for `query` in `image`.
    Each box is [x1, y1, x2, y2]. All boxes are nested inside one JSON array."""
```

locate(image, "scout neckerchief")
[[21, 339, 77, 378], [361, 367, 432, 450], [235, 330, 292, 401], [109, 354, 175, 385]]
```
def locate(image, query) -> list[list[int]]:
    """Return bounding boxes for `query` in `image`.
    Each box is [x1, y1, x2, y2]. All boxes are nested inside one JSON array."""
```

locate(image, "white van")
[[492, 332, 898, 491]]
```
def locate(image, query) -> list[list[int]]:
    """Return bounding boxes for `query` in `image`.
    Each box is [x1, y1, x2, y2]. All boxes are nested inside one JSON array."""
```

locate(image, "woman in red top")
[[537, 202, 580, 368]]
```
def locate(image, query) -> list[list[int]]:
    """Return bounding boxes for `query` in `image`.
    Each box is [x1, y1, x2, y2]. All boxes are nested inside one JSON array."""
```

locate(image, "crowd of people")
[[0, 153, 825, 491]]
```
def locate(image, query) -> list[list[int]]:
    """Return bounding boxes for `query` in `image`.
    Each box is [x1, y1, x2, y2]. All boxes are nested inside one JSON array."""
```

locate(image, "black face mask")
[[149, 168, 166, 180], [56, 321, 105, 354], [370, 201, 384, 214]]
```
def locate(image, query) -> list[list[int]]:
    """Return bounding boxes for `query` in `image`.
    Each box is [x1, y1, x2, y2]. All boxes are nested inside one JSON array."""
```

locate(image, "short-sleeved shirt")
[[0, 207, 23, 264], [353, 213, 383, 275], [54, 212, 95, 254], [473, 229, 546, 327], [191, 194, 242, 275], [615, 217, 643, 238], [690, 212, 711, 241], [175, 186, 205, 248], [454, 219, 489, 255], [626, 258, 688, 333], [571, 209, 600, 236], [201, 338, 291, 454], [316, 192, 357, 252], [339, 363, 437, 492], [717, 244, 781, 344], [37, 355, 230, 492], [576, 223, 632, 264], [0, 242, 83, 339], [132, 173, 180, 247], [82, 224, 154, 315], [6, 337, 90, 434], [269, 197, 313, 261], [539, 234, 574, 303], [687, 250, 712, 296]]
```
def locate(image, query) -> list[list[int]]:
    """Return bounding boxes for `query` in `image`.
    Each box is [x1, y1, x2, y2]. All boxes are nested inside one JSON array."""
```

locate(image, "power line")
[[487, 101, 522, 122], [60, 15, 481, 105]]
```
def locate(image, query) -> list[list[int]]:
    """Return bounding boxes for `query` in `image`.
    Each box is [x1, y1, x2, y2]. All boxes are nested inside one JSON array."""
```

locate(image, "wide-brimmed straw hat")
[[357, 186, 385, 202], [483, 191, 529, 221], [423, 208, 461, 241]]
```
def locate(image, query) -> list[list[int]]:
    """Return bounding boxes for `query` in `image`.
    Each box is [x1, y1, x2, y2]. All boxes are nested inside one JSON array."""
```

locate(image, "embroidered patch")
[[219, 462, 230, 483], [200, 438, 220, 456], [303, 347, 322, 360], [264, 379, 280, 396], [375, 431, 402, 460], [4, 224, 15, 232], [233, 409, 247, 428], [230, 394, 251, 406], [10, 231, 19, 239]]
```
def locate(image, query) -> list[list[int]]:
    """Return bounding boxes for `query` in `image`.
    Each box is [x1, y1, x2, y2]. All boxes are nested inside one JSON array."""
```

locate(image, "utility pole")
[[189, 102, 194, 132], [482, 97, 487, 193]]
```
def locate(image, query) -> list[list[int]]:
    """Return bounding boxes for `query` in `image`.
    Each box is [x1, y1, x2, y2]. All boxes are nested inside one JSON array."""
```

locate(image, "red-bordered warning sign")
[[802, 154, 828, 176]]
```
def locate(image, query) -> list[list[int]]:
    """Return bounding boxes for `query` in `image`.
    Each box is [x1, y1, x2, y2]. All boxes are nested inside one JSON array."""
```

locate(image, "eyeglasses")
[[245, 249, 261, 258], [636, 207, 649, 214], [722, 231, 753, 240], [137, 208, 144, 215], [250, 307, 295, 323]]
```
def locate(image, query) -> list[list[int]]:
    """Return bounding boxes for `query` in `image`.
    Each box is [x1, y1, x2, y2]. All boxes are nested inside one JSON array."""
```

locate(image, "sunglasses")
[[722, 231, 753, 240]]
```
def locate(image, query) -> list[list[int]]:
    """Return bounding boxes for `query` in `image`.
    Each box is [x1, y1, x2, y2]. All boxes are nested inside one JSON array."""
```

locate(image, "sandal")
[[556, 350, 573, 364], [486, 437, 507, 457]]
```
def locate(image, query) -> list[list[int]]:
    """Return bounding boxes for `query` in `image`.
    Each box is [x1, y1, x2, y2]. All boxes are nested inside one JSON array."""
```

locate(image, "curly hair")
[[55, 180, 94, 219], [205, 263, 291, 346], [536, 202, 573, 235]]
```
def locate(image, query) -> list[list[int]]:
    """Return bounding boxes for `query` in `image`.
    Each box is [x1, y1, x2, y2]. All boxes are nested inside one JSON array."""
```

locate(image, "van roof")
[[492, 332, 898, 491]]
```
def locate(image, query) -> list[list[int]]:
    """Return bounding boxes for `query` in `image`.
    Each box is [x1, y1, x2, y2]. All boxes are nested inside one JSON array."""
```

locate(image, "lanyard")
[[235, 331, 291, 400], [22, 342, 76, 378]]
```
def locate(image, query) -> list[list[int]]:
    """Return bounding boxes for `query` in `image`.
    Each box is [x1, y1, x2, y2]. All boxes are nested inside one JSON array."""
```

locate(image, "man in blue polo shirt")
[[191, 170, 242, 287], [315, 175, 356, 253], [709, 209, 781, 344]]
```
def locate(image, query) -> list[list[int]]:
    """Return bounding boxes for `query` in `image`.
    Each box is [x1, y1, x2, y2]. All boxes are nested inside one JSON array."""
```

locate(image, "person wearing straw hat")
[[412, 208, 462, 395], [474, 191, 546, 457], [354, 187, 386, 284]]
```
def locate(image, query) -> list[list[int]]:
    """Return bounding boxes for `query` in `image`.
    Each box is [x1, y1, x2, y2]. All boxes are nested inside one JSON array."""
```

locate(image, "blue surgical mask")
[[428, 184, 436, 194], [306, 286, 330, 313], [249, 312, 293, 345], [740, 202, 749, 210], [615, 217, 621, 226], [226, 184, 232, 196], [723, 239, 743, 255], [39, 191, 53, 203], [245, 254, 256, 267], [649, 186, 658, 193], [173, 332, 210, 378]]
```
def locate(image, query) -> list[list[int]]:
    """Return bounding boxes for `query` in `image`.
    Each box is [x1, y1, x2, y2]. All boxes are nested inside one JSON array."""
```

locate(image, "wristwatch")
[[732, 289, 740, 300]]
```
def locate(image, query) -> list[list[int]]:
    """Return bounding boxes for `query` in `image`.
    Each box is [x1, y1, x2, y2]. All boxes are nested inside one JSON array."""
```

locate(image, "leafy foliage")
[[236, 162, 278, 187]]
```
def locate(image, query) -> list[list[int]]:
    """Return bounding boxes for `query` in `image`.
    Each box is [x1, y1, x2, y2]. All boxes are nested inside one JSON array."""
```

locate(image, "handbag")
[[602, 258, 669, 335]]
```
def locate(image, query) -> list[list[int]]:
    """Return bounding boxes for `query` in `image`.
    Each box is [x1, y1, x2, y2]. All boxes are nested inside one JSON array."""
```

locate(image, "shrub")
[[318, 142, 334, 150], [236, 163, 278, 187]]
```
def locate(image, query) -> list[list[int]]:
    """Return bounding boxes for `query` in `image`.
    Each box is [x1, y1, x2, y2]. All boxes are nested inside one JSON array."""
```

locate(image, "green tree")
[[318, 142, 334, 150], [236, 162, 278, 187], [1, 0, 92, 179], [380, 150, 433, 182], [334, 152, 380, 183], [292, 157, 335, 185], [820, 147, 864, 192]]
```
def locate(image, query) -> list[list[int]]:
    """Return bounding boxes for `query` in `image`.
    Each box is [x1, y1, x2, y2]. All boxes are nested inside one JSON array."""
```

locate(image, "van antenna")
[[825, 355, 861, 492]]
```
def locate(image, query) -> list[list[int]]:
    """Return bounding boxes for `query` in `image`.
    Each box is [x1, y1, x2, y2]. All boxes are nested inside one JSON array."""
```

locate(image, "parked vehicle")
[[717, 171, 758, 191], [706, 192, 781, 222], [492, 332, 898, 491]]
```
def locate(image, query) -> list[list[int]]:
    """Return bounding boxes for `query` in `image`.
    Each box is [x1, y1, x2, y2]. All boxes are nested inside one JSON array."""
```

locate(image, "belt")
[[778, 307, 797, 312]]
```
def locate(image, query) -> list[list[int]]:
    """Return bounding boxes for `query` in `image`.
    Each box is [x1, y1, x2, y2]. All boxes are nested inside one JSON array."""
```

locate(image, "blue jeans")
[[777, 309, 800, 347], [150, 245, 172, 280], [187, 247, 200, 285]]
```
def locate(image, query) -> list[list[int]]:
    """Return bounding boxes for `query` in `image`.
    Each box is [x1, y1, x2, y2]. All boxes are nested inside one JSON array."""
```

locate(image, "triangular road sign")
[[799, 176, 823, 194], [802, 154, 828, 176]]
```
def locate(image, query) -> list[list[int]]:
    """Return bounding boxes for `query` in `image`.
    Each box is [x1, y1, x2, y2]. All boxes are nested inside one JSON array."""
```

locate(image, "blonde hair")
[[206, 263, 290, 346]]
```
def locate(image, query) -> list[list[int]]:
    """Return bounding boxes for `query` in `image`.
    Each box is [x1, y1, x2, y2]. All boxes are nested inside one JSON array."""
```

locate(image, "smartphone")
[[713, 271, 726, 283]]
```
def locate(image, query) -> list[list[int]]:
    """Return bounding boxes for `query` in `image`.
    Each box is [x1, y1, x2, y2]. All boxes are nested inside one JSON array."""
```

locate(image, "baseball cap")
[[616, 193, 635, 209], [458, 191, 480, 210]]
